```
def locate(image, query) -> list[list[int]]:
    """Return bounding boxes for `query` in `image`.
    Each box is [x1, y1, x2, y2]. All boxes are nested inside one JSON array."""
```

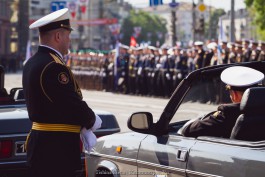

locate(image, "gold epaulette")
[[49, 53, 64, 65]]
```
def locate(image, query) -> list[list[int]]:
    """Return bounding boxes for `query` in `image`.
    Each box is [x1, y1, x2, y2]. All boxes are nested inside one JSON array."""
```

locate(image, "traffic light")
[[199, 18, 204, 31]]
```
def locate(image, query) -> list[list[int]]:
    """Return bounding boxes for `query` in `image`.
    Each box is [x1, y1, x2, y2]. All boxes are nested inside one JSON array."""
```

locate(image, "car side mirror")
[[127, 112, 154, 134]]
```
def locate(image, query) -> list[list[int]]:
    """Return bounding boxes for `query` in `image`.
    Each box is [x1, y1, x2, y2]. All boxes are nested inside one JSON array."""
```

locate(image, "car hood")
[[91, 131, 148, 159]]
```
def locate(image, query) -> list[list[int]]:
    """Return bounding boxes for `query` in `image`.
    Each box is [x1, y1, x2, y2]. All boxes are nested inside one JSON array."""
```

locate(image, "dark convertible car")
[[85, 62, 265, 177]]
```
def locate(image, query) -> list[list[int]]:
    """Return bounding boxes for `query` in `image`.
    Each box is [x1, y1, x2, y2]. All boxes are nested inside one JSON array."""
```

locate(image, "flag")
[[67, 1, 77, 18], [78, 0, 89, 14], [217, 17, 227, 65], [130, 36, 137, 47], [23, 40, 31, 65]]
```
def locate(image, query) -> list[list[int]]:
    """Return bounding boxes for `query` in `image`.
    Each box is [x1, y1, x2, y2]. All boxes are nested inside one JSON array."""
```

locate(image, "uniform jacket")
[[23, 46, 96, 174], [182, 103, 240, 138], [23, 46, 95, 128]]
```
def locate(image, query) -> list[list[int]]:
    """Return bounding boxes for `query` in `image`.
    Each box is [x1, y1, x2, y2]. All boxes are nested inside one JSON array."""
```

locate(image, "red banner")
[[71, 18, 118, 26]]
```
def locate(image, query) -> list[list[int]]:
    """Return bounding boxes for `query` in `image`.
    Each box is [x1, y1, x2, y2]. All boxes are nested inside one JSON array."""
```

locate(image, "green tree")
[[120, 10, 167, 46], [205, 8, 226, 40], [245, 0, 265, 29]]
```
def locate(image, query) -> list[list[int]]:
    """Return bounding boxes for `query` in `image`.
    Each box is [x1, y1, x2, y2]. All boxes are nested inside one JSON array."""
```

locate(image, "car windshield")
[[170, 72, 232, 123]]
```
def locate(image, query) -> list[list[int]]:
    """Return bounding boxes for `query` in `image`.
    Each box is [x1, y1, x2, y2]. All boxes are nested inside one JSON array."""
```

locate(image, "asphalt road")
[[5, 72, 168, 132]]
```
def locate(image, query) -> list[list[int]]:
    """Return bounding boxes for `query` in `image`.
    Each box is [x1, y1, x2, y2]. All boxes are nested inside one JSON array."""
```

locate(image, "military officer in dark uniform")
[[228, 42, 237, 63], [181, 66, 264, 138], [235, 44, 244, 63], [23, 8, 100, 177], [194, 41, 205, 69], [220, 41, 229, 64], [258, 41, 265, 61], [250, 41, 260, 61], [242, 39, 251, 62]]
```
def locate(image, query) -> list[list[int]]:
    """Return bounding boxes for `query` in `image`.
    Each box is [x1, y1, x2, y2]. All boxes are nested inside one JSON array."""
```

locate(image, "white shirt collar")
[[40, 45, 63, 59]]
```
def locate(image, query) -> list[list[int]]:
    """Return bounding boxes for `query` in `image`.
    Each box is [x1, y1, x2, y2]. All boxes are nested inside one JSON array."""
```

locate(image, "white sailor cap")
[[148, 46, 158, 51], [160, 45, 170, 50], [29, 8, 73, 32], [194, 41, 204, 46], [119, 44, 129, 50], [258, 41, 265, 47], [221, 66, 264, 91], [207, 42, 217, 49]]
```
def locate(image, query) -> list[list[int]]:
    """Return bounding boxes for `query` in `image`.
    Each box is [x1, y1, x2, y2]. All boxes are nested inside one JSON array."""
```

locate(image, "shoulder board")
[[49, 53, 64, 65], [213, 111, 221, 118]]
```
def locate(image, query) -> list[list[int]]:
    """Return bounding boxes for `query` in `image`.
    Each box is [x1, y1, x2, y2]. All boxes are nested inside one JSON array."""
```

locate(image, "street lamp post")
[[78, 6, 84, 49], [169, 0, 179, 47], [230, 0, 235, 42]]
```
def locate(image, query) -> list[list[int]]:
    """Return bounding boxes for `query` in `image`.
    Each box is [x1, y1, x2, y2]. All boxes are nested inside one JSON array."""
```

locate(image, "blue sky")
[[124, 0, 246, 11]]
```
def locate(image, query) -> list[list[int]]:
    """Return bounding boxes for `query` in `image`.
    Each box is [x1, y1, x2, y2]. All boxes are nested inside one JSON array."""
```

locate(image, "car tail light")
[[0, 140, 12, 158]]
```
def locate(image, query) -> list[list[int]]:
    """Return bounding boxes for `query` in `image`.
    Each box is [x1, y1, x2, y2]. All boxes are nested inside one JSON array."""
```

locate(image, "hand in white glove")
[[80, 128, 97, 152], [91, 114, 102, 132]]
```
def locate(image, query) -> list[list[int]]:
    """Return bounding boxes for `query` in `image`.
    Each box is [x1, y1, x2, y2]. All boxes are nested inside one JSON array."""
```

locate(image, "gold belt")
[[32, 122, 81, 133]]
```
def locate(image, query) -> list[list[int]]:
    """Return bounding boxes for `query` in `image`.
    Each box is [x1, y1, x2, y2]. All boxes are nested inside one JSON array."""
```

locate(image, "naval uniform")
[[23, 46, 96, 177], [182, 103, 240, 138]]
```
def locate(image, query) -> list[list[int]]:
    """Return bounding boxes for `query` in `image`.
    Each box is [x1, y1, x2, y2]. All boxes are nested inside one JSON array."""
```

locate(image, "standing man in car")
[[182, 66, 264, 138], [23, 8, 101, 177]]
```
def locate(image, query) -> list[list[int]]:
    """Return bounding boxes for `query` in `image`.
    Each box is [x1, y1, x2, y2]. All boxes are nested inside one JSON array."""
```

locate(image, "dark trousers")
[[27, 130, 81, 177]]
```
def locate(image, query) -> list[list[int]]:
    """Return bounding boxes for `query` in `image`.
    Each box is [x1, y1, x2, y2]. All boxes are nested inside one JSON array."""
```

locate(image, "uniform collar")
[[39, 45, 63, 60]]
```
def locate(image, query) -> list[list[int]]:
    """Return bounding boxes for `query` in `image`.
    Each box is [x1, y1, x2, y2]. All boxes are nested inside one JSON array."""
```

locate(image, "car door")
[[186, 137, 265, 177], [137, 134, 196, 177]]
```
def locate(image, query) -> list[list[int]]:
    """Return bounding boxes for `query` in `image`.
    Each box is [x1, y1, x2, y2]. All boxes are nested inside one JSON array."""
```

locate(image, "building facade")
[[221, 9, 256, 42], [142, 2, 211, 47], [29, 0, 131, 52]]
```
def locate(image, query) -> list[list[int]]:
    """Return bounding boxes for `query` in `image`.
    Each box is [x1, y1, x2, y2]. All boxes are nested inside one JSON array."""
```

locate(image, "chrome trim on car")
[[90, 152, 136, 163], [186, 169, 223, 177], [137, 160, 185, 173], [89, 152, 186, 174], [0, 160, 27, 166]]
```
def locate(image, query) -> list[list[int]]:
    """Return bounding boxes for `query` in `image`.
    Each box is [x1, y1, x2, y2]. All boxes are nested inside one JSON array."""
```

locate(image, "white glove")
[[91, 114, 102, 132], [80, 128, 97, 152], [166, 73, 170, 80]]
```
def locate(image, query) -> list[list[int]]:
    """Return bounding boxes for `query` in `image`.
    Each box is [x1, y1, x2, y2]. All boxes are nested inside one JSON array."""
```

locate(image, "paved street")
[[5, 72, 168, 132]]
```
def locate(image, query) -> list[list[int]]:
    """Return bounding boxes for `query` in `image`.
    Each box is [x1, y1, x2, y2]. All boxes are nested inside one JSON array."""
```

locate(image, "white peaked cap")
[[148, 46, 157, 50], [207, 42, 217, 49], [194, 41, 203, 46], [221, 66, 264, 87], [29, 8, 72, 32]]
